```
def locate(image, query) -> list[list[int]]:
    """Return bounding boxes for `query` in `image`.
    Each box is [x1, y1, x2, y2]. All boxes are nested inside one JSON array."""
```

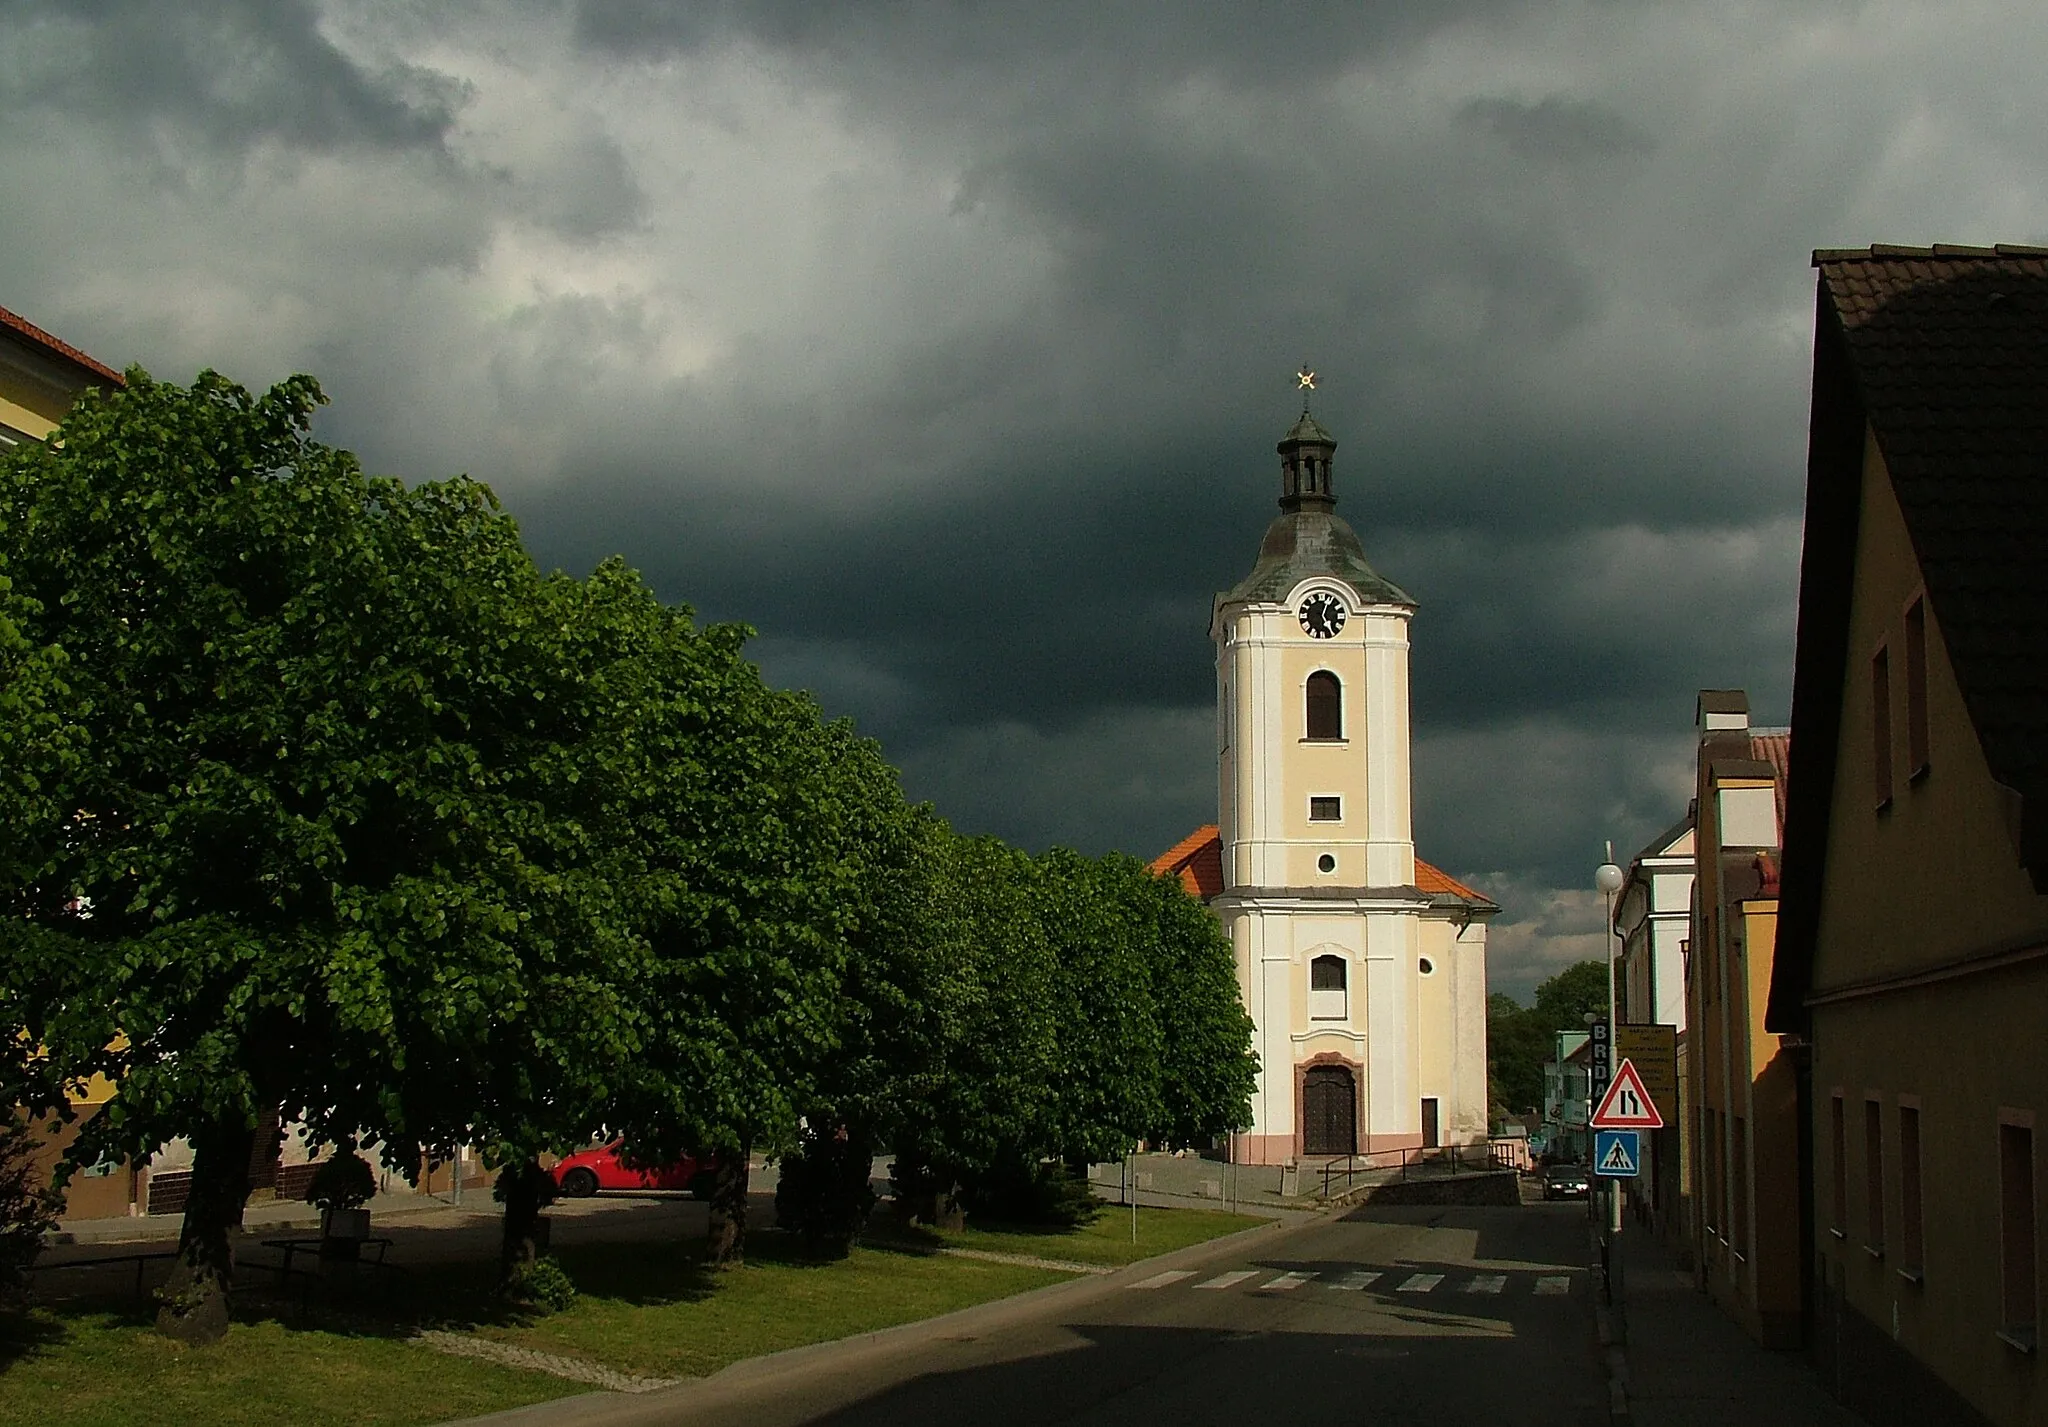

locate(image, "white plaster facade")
[[1185, 406, 1496, 1166]]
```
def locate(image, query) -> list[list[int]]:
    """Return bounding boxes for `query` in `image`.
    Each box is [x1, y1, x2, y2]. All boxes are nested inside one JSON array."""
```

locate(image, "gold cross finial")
[[1296, 364, 1316, 392]]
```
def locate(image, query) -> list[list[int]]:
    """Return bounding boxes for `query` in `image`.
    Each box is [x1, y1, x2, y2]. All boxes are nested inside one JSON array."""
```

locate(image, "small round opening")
[[1316, 853, 1337, 874], [1419, 957, 1435, 975]]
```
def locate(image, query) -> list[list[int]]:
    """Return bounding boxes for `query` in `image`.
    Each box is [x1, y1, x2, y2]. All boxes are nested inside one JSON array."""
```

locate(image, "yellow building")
[[0, 302, 122, 446], [1771, 245, 2048, 1427], [1685, 691, 1801, 1345], [1154, 396, 1497, 1166], [3, 301, 130, 1216]]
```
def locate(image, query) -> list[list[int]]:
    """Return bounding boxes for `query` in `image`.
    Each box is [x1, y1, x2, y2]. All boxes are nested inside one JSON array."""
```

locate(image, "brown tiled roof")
[[1148, 825, 1495, 909], [1815, 248, 2048, 815], [0, 303, 124, 387], [1772, 245, 2048, 1031], [1750, 730, 1790, 838], [1414, 858, 1490, 903], [1150, 824, 1225, 900]]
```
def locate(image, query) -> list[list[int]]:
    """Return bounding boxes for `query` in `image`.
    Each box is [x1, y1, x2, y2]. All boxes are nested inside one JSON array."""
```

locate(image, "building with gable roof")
[[1151, 398, 1496, 1166], [1770, 245, 2048, 1427], [0, 301, 123, 447], [1686, 689, 1800, 1345]]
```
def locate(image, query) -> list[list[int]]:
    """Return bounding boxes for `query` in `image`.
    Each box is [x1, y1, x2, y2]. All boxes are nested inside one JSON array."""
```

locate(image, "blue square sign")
[[1594, 1129, 1641, 1178]]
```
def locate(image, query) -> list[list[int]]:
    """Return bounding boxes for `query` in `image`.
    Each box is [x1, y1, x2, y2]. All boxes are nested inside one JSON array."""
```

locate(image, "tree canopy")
[[0, 367, 1260, 1330]]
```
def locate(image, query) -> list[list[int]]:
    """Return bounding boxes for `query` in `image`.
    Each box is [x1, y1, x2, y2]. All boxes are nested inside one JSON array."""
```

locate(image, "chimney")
[[1697, 689, 1750, 732]]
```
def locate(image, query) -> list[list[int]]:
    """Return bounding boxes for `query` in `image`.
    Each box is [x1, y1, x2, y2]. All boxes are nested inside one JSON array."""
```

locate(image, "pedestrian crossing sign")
[[1594, 1129, 1641, 1178]]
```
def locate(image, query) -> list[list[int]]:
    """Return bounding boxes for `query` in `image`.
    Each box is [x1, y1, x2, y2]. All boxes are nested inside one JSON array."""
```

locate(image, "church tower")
[[1176, 378, 1496, 1166]]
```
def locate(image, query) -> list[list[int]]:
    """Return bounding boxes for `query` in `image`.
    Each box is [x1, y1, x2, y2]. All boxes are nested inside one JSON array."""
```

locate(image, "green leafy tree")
[[1138, 866, 1257, 1147], [1485, 961, 1614, 1121], [1532, 959, 1612, 1031], [0, 371, 650, 1337]]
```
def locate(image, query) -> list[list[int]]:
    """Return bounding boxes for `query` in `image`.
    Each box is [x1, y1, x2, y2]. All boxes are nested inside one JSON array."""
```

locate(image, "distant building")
[[1614, 806, 1695, 1252], [1151, 395, 1497, 1166], [1771, 245, 2048, 1427], [1686, 690, 1799, 1345], [0, 301, 122, 446], [1541, 1030, 1592, 1164]]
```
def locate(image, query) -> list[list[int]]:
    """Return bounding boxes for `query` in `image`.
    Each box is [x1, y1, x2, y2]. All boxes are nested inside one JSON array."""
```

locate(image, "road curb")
[[437, 1212, 1299, 1427], [1591, 1221, 1631, 1422]]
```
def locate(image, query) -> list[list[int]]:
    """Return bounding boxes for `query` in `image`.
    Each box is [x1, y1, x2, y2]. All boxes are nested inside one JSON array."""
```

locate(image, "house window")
[[1309, 796, 1342, 822], [1905, 598, 1929, 779], [1900, 1102, 1923, 1279], [1306, 671, 1342, 740], [1865, 1098, 1886, 1256], [1830, 1093, 1848, 1236], [1309, 955, 1347, 1021], [2001, 1119, 2037, 1348], [1733, 1116, 1750, 1256], [1703, 1109, 1721, 1236], [1873, 644, 1893, 809]]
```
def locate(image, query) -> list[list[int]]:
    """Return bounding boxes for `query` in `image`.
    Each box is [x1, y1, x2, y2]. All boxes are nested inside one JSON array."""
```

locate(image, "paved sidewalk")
[[1612, 1229, 1865, 1425]]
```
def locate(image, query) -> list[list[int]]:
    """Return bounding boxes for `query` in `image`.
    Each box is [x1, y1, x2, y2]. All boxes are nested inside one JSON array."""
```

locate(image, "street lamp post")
[[1595, 847, 1625, 1245]]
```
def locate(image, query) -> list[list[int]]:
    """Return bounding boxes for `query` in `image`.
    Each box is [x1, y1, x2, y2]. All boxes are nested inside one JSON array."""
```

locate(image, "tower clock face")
[[1298, 591, 1347, 639]]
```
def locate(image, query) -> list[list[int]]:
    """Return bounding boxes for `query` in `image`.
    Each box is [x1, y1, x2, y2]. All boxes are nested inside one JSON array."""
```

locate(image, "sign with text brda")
[[1589, 1059, 1664, 1130]]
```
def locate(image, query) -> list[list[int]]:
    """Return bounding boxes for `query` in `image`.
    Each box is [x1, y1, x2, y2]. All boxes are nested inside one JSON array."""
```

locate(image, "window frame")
[[1308, 954, 1348, 1022], [1904, 595, 1930, 781], [1308, 794, 1343, 823], [1872, 642, 1894, 810], [1898, 1098, 1924, 1282], [1304, 669, 1343, 742], [1999, 1111, 2037, 1351]]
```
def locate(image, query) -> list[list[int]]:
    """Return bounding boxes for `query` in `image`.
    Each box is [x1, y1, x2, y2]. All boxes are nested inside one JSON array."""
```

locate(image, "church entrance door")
[[1302, 1066, 1357, 1156]]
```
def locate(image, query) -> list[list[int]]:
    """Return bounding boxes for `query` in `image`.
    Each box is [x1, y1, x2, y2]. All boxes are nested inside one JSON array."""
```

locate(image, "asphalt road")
[[514, 1199, 1609, 1427]]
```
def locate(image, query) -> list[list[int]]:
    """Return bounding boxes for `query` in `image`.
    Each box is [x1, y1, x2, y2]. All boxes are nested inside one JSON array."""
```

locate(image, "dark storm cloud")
[[1, 0, 464, 156], [1459, 96, 1656, 162], [570, 0, 1527, 78], [7, 0, 2039, 987]]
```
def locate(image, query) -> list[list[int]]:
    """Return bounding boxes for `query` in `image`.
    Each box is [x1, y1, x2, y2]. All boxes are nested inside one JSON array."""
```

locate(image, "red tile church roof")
[[1149, 825, 1493, 907]]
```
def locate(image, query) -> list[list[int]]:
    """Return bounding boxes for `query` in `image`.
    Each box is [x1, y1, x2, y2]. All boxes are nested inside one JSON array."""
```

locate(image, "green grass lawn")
[[0, 1205, 1260, 1426]]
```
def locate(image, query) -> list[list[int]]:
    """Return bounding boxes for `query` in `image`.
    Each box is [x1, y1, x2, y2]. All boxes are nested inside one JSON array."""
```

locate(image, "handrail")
[[1319, 1141, 1523, 1198]]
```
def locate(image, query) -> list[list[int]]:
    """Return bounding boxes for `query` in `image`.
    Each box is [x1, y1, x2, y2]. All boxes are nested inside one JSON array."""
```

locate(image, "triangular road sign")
[[1590, 1058, 1664, 1129]]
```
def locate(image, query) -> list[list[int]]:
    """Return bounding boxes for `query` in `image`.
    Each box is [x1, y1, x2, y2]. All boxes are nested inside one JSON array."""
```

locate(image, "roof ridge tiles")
[[1814, 243, 2048, 265]]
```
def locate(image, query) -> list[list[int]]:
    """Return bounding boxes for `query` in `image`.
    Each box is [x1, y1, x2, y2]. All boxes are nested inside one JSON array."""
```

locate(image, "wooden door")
[[1303, 1066, 1357, 1155]]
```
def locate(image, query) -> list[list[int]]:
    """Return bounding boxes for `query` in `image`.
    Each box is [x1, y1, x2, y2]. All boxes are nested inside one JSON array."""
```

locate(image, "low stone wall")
[[1353, 1171, 1522, 1207]]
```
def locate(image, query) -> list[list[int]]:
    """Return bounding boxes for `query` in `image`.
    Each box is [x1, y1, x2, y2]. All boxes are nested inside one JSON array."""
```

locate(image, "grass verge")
[[0, 1204, 1257, 1426]]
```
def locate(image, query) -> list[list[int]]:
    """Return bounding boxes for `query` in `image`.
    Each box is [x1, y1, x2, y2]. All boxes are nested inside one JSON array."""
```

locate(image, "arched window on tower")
[[1310, 955, 1348, 1020], [1306, 670, 1342, 740]]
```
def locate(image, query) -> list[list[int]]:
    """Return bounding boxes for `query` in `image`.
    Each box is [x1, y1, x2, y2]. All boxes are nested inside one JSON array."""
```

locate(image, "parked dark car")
[[1542, 1162, 1591, 1200], [550, 1140, 720, 1199]]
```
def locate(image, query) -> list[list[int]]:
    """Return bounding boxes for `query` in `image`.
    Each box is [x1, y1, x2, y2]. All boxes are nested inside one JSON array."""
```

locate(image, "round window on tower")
[[1419, 957, 1435, 976], [1317, 853, 1337, 874]]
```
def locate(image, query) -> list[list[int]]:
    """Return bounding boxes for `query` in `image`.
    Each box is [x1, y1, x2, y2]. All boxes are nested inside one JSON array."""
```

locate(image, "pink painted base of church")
[[1228, 1130, 1427, 1167]]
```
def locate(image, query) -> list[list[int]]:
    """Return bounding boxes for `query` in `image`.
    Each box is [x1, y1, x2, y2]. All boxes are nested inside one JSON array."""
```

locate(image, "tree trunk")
[[495, 1159, 554, 1300], [155, 1116, 259, 1344], [703, 1145, 750, 1269]]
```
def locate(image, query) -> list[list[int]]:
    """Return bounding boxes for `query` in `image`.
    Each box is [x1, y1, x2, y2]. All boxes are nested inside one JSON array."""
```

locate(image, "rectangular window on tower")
[[1309, 796, 1342, 822]]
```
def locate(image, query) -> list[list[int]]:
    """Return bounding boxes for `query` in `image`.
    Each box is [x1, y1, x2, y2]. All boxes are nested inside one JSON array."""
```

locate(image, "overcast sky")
[[5, 0, 2043, 998]]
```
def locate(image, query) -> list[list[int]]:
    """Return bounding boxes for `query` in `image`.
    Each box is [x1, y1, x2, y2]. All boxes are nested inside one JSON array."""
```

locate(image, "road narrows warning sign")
[[1589, 1058, 1664, 1130]]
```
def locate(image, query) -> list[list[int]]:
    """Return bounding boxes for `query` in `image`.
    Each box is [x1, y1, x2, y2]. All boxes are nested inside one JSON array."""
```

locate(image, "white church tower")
[[1156, 380, 1496, 1166]]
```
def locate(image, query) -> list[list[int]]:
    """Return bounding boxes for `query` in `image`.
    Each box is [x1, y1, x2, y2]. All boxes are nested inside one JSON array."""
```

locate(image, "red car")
[[550, 1140, 720, 1199]]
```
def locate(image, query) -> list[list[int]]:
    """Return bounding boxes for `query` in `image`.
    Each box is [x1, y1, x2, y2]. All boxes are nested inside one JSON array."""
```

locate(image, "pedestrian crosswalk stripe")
[[1463, 1274, 1507, 1295], [1534, 1275, 1571, 1296], [1261, 1270, 1316, 1290], [1331, 1271, 1382, 1291], [1396, 1273, 1444, 1293], [1195, 1270, 1257, 1290], [1133, 1270, 1195, 1289]]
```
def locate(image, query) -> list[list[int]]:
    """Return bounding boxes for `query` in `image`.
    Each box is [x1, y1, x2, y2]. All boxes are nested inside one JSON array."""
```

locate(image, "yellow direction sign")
[[1615, 1023, 1679, 1126]]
